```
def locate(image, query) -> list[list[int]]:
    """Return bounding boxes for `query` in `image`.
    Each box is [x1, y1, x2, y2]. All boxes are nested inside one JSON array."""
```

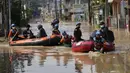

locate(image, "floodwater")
[[0, 21, 130, 73], [0, 47, 130, 73]]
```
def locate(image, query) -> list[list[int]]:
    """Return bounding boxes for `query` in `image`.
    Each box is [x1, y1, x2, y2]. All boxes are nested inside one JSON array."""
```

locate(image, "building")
[[39, 0, 88, 21], [108, 0, 128, 28], [63, 0, 88, 21]]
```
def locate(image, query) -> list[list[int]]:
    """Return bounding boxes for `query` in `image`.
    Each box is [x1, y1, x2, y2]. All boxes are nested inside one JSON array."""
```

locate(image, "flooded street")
[[1, 0, 130, 72], [0, 47, 130, 73], [0, 21, 130, 73]]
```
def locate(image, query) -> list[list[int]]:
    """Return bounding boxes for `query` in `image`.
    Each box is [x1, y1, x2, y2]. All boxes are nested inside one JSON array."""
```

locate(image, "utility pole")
[[128, 0, 130, 32], [47, 0, 50, 13], [88, 0, 91, 25], [55, 0, 58, 18], [3, 0, 8, 37], [105, 0, 108, 25], [0, 0, 4, 33], [79, 0, 81, 4], [8, 0, 11, 30], [59, 0, 62, 19]]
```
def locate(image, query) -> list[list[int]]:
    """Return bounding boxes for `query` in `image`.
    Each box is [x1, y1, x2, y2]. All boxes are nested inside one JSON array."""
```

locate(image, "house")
[[108, 0, 128, 28]]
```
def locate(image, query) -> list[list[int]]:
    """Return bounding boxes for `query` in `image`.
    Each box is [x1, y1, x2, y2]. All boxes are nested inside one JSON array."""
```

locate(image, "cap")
[[99, 21, 105, 25], [11, 24, 15, 27], [76, 22, 81, 26], [26, 24, 31, 27], [37, 24, 42, 29], [96, 30, 101, 35]]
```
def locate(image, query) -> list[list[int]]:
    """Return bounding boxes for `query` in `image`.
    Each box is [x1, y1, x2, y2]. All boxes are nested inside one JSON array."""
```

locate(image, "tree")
[[11, 0, 21, 26], [90, 0, 106, 24]]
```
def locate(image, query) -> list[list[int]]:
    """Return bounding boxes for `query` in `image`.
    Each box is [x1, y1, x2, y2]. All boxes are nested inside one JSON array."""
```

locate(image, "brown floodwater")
[[0, 22, 130, 73], [0, 47, 130, 73]]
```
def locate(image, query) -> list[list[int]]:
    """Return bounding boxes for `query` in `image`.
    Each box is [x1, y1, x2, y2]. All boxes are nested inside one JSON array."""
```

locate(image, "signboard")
[[108, 0, 113, 3], [73, 4, 83, 8]]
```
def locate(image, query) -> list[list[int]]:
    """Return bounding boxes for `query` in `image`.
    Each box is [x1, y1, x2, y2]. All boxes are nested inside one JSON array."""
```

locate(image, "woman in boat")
[[37, 24, 47, 38], [8, 24, 20, 41]]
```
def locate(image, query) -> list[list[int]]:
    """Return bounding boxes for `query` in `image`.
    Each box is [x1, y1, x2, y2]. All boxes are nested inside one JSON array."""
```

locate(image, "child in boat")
[[61, 31, 73, 47], [93, 30, 106, 53]]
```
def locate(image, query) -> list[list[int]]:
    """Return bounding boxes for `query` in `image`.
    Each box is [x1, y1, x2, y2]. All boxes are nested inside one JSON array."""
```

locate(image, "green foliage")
[[91, 0, 105, 6], [11, 0, 21, 26], [11, 0, 34, 27], [30, 0, 41, 10], [0, 54, 10, 73], [21, 7, 33, 26]]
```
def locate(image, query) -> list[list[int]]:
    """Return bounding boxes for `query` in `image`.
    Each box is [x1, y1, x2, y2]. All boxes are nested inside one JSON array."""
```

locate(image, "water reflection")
[[11, 49, 34, 73], [11, 49, 76, 73], [39, 52, 46, 66], [0, 48, 12, 73], [1, 48, 130, 73], [93, 53, 130, 73], [75, 60, 83, 73]]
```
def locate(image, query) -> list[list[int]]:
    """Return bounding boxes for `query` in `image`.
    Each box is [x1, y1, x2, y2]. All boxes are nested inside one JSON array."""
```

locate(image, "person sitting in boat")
[[51, 18, 59, 29], [93, 30, 106, 53], [61, 31, 73, 46], [52, 24, 60, 35], [90, 21, 107, 40], [104, 27, 115, 43], [37, 24, 47, 38], [90, 30, 97, 40], [99, 22, 115, 43], [23, 24, 34, 39], [8, 24, 19, 41], [73, 22, 83, 42]]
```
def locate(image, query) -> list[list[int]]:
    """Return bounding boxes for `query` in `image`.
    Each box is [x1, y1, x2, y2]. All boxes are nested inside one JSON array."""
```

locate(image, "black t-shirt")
[[37, 28, 47, 38], [74, 27, 82, 38]]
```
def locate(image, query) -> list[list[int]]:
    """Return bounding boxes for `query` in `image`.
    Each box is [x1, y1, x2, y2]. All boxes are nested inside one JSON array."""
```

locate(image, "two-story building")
[[108, 0, 128, 28]]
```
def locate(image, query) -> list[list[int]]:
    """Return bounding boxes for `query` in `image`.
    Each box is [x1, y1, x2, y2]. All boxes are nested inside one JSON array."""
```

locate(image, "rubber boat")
[[72, 40, 94, 52], [9, 35, 62, 46], [103, 42, 115, 51], [94, 42, 115, 52], [72, 40, 115, 52]]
